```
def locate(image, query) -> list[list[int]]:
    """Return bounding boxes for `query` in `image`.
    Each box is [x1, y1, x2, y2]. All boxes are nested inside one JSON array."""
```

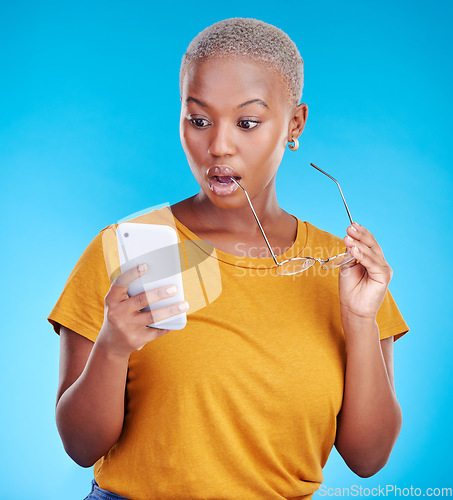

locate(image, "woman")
[[48, 18, 408, 500]]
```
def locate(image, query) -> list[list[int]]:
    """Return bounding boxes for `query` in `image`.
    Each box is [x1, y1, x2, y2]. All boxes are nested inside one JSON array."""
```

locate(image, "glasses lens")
[[321, 252, 355, 270], [276, 258, 316, 275]]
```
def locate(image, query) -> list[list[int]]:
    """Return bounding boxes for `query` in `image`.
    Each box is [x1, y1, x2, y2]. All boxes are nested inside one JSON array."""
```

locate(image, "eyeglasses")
[[230, 163, 356, 276]]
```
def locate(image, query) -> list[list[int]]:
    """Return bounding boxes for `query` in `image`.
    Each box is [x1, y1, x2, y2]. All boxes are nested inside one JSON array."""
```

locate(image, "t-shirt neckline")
[[171, 212, 309, 269]]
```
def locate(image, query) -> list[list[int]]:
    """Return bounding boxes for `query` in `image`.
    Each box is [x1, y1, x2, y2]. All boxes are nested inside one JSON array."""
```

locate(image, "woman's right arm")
[[55, 264, 189, 467]]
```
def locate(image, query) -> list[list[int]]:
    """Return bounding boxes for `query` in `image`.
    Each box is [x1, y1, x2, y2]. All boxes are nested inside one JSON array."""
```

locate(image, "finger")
[[347, 223, 384, 256], [128, 284, 179, 313], [137, 300, 190, 327], [347, 243, 392, 284], [109, 263, 148, 302], [339, 248, 361, 271]]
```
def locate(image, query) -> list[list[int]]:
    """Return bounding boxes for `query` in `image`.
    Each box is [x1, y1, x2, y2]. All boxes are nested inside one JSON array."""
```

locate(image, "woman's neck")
[[170, 186, 298, 258], [189, 184, 284, 236]]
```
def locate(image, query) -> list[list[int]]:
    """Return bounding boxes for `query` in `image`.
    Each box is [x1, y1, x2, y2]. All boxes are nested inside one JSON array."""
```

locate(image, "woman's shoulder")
[[297, 219, 346, 256]]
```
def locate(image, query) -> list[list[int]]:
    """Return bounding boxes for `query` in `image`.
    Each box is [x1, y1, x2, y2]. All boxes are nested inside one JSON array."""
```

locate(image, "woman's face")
[[180, 56, 307, 209]]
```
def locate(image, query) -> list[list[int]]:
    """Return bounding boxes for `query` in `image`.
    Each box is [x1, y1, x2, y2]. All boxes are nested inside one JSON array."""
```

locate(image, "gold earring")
[[288, 138, 299, 151]]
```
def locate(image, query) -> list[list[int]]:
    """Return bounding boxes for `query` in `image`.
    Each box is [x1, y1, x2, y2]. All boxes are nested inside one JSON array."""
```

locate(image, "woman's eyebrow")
[[186, 96, 270, 110], [186, 96, 208, 107], [238, 99, 269, 109]]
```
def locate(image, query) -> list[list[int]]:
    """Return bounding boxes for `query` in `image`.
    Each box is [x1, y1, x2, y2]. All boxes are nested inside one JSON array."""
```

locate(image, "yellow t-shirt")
[[48, 207, 408, 500]]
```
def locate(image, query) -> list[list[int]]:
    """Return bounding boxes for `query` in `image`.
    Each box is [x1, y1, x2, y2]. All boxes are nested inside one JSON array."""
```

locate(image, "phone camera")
[[124, 232, 129, 237]]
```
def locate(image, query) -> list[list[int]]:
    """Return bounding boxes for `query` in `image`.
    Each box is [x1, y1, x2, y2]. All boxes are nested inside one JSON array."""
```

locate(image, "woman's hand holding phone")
[[55, 262, 189, 467], [97, 263, 189, 358]]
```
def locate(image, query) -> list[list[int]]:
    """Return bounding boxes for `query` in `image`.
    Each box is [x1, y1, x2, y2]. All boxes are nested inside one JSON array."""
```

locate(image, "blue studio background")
[[1, 1, 452, 498]]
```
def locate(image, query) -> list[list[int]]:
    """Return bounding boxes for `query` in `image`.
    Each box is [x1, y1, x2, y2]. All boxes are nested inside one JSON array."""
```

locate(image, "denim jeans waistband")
[[83, 479, 131, 500]]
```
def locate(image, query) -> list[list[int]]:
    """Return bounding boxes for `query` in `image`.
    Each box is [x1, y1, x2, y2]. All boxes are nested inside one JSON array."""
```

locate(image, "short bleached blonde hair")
[[180, 18, 304, 106]]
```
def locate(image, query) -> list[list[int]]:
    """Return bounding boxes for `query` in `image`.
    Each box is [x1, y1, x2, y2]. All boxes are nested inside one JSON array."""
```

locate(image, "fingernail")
[[354, 245, 360, 253], [178, 301, 189, 311], [166, 285, 177, 295], [346, 235, 354, 242], [138, 263, 148, 273], [351, 224, 358, 232]]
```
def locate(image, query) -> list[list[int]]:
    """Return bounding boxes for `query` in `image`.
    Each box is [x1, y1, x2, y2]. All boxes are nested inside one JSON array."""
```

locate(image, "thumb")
[[109, 263, 148, 299]]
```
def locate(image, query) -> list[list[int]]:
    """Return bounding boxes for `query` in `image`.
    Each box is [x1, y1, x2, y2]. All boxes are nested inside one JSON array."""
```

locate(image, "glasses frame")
[[230, 163, 356, 276]]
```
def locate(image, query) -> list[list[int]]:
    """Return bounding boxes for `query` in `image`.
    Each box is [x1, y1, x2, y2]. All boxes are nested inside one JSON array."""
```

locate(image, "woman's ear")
[[287, 103, 308, 141]]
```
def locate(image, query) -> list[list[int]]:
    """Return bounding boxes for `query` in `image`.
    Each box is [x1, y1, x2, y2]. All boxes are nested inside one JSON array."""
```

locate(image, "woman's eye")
[[238, 120, 260, 130], [190, 118, 210, 128]]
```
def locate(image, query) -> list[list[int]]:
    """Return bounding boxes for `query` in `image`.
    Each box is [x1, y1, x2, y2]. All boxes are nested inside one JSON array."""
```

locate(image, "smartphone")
[[116, 222, 187, 330]]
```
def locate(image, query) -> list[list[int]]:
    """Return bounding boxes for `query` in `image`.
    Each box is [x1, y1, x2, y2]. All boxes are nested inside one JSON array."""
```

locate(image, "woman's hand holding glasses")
[[339, 222, 393, 327], [232, 162, 393, 326]]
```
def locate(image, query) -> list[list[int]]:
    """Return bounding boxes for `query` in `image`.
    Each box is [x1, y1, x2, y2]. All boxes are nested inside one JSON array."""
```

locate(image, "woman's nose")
[[208, 124, 236, 157]]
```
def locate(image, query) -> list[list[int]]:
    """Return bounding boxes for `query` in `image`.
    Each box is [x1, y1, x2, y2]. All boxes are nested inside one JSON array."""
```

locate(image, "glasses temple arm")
[[229, 177, 281, 266], [310, 163, 354, 225]]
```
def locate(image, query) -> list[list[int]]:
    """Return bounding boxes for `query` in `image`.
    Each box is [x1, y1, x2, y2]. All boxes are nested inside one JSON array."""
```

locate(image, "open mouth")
[[208, 175, 241, 196], [212, 175, 240, 184]]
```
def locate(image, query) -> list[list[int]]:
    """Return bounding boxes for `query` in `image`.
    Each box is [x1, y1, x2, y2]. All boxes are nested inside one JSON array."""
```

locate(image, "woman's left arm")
[[334, 223, 402, 478]]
